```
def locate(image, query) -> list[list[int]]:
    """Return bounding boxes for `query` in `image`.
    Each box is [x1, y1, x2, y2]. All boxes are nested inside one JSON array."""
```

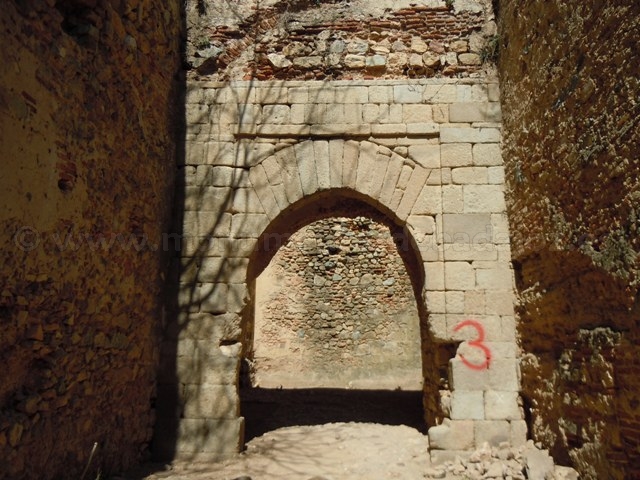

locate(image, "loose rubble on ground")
[[128, 423, 579, 480]]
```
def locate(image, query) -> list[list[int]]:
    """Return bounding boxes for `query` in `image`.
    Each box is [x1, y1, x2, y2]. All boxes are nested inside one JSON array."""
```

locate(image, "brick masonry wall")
[[0, 1, 182, 478], [253, 216, 422, 389], [185, 0, 498, 80], [498, 1, 640, 478]]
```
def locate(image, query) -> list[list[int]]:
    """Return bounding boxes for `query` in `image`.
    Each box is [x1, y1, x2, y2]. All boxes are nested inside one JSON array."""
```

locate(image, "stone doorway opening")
[[241, 192, 444, 442]]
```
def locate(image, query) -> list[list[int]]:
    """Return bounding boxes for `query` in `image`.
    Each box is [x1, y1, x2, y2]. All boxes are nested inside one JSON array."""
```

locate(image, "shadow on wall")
[[152, 79, 309, 461], [150, 75, 452, 461]]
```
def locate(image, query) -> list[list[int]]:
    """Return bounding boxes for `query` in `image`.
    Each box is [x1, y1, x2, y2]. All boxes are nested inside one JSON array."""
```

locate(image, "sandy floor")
[[133, 423, 433, 480]]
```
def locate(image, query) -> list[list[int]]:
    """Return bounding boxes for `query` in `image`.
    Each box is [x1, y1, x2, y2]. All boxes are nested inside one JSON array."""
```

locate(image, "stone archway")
[[241, 197, 431, 441], [156, 79, 524, 462], [238, 140, 447, 434]]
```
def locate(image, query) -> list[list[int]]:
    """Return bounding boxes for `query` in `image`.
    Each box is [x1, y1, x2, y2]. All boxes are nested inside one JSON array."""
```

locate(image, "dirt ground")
[[123, 388, 576, 480], [131, 422, 434, 480]]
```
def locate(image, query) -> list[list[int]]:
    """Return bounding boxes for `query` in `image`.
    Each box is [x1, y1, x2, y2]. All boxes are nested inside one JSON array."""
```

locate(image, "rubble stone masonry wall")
[[185, 0, 498, 80], [498, 1, 640, 478], [253, 216, 422, 390], [0, 1, 182, 478]]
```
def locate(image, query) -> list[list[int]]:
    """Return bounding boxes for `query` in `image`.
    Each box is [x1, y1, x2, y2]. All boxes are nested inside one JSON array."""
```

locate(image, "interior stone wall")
[[253, 216, 422, 390], [498, 1, 640, 478], [0, 1, 182, 478]]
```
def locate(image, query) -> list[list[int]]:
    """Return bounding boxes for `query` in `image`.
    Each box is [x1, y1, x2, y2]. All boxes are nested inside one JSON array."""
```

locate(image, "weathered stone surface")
[[0, 0, 182, 477], [443, 214, 492, 244], [254, 216, 422, 389], [449, 102, 502, 123], [441, 143, 473, 167], [428, 419, 475, 451], [450, 391, 484, 420], [500, 2, 639, 476], [524, 448, 555, 480], [484, 391, 521, 420], [441, 127, 501, 143], [1, 0, 528, 473]]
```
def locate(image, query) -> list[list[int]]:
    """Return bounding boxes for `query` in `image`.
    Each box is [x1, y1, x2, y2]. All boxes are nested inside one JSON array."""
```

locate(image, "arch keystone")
[[314, 140, 331, 190], [328, 139, 345, 189]]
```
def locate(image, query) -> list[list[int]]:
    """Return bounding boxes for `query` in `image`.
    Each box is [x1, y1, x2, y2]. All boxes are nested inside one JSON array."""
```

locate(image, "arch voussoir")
[[379, 153, 404, 207], [294, 141, 318, 196], [397, 166, 431, 221], [313, 140, 331, 191], [248, 163, 280, 221], [342, 140, 359, 189], [261, 156, 289, 211], [355, 141, 379, 197], [328, 139, 344, 189], [275, 147, 304, 205]]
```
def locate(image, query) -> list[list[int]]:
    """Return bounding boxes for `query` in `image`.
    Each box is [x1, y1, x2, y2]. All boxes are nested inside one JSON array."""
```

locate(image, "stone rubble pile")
[[426, 441, 579, 479]]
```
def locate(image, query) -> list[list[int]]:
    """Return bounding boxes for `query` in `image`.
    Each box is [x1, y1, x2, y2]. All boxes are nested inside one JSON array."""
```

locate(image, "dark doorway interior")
[[240, 386, 427, 443]]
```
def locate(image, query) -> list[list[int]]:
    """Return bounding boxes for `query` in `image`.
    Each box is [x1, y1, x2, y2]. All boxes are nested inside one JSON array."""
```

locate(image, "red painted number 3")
[[454, 319, 492, 371]]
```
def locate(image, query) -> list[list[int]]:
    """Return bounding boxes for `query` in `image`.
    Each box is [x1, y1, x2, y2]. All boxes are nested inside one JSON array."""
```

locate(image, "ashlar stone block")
[[449, 102, 502, 123], [441, 143, 473, 167], [409, 144, 440, 169], [230, 213, 269, 238], [450, 390, 485, 420], [426, 291, 446, 314], [451, 166, 488, 184], [424, 84, 457, 103], [369, 85, 392, 103], [171, 418, 244, 457], [276, 148, 304, 204], [198, 283, 228, 314], [484, 290, 515, 315], [397, 166, 431, 220], [488, 358, 520, 391], [407, 215, 436, 236], [342, 140, 359, 188], [445, 261, 475, 290], [261, 157, 288, 210], [440, 127, 501, 144], [463, 185, 506, 213], [412, 185, 442, 215], [450, 357, 490, 391], [487, 166, 505, 184], [403, 104, 433, 123], [428, 419, 475, 451], [394, 84, 423, 103], [472, 143, 502, 166], [369, 153, 390, 199], [314, 141, 331, 190], [476, 266, 513, 290], [424, 261, 445, 291], [443, 214, 492, 245], [328, 139, 345, 188], [484, 391, 521, 420], [378, 154, 403, 207], [474, 420, 510, 447], [295, 141, 318, 195], [249, 165, 279, 220], [355, 141, 378, 196], [182, 384, 239, 419]]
